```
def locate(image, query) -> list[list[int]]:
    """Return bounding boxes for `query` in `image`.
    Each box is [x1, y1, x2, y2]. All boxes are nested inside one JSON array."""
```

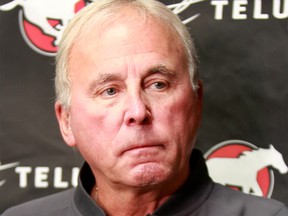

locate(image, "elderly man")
[[2, 0, 287, 215]]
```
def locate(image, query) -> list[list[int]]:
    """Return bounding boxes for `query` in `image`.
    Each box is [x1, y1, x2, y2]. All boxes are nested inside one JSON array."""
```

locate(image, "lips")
[[120, 143, 164, 156]]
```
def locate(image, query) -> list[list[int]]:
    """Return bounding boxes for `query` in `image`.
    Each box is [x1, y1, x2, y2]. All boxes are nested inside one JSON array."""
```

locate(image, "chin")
[[127, 163, 173, 187]]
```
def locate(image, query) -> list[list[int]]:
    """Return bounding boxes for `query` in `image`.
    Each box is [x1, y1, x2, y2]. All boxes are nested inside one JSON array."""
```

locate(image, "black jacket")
[[2, 149, 287, 216]]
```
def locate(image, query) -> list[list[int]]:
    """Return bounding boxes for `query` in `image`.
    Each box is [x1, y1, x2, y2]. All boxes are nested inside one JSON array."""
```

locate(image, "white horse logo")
[[206, 145, 288, 197], [0, 0, 80, 46]]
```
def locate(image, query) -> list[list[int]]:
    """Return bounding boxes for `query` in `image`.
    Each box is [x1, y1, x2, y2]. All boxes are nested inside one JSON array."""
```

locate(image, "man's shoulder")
[[205, 183, 288, 216], [2, 188, 78, 216]]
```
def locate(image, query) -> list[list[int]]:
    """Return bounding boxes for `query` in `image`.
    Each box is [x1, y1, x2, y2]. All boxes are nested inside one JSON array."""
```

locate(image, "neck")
[[92, 187, 169, 216], [90, 167, 190, 216]]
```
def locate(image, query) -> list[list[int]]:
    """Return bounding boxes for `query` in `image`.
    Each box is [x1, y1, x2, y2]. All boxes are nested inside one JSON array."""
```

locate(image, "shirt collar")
[[74, 149, 213, 216], [74, 162, 105, 215]]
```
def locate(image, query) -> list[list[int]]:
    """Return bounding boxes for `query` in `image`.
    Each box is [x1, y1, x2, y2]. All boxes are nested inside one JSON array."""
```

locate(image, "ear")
[[54, 101, 76, 147], [269, 144, 275, 149], [195, 80, 203, 119], [190, 80, 203, 145]]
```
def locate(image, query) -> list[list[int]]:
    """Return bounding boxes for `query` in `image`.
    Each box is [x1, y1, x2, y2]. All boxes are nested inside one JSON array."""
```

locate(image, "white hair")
[[55, 0, 199, 107]]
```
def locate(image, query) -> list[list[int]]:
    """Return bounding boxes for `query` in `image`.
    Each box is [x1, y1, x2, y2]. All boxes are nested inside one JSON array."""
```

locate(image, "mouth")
[[121, 144, 164, 156]]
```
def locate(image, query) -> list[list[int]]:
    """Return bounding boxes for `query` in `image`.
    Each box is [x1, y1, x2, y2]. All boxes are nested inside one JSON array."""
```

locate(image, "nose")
[[124, 91, 151, 126]]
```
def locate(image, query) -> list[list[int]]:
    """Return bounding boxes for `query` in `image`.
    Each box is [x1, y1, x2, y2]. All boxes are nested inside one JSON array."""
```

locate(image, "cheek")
[[69, 102, 112, 150], [157, 93, 196, 128], [70, 96, 119, 132], [69, 108, 119, 168], [154, 91, 198, 151]]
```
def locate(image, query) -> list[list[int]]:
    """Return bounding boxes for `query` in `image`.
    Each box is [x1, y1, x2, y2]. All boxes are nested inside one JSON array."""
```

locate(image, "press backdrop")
[[1, 0, 287, 213]]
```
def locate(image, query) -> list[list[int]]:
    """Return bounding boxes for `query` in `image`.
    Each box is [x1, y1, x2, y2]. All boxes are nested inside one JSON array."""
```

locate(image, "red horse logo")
[[0, 0, 85, 56], [205, 140, 288, 197]]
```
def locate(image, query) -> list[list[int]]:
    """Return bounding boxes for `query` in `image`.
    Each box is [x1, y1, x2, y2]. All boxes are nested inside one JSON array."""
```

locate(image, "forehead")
[[75, 7, 181, 47], [69, 10, 185, 77]]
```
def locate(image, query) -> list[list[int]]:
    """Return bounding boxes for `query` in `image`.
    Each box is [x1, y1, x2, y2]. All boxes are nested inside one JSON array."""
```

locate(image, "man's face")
[[56, 14, 202, 188]]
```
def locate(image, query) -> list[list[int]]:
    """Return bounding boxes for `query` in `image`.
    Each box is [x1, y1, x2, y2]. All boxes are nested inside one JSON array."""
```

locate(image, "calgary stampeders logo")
[[0, 0, 86, 56], [204, 140, 288, 197]]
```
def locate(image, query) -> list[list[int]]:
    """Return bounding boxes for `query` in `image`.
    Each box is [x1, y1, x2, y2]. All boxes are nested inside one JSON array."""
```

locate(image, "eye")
[[149, 81, 169, 91], [101, 87, 118, 97], [106, 88, 117, 95], [153, 82, 166, 89]]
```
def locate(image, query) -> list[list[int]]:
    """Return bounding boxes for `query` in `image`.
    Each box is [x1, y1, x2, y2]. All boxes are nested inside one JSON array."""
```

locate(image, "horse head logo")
[[266, 144, 288, 174], [205, 140, 288, 197], [0, 0, 86, 56]]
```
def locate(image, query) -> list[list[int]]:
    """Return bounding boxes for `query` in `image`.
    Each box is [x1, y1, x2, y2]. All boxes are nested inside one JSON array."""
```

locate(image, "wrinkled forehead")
[[72, 6, 183, 54], [69, 20, 185, 77], [71, 19, 183, 73], [66, 6, 189, 84]]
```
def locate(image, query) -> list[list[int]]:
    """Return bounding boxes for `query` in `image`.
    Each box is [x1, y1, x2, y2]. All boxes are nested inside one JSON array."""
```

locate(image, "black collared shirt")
[[2, 149, 287, 216]]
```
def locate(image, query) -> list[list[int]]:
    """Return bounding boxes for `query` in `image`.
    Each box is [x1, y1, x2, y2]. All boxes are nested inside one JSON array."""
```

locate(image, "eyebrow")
[[147, 64, 176, 78], [94, 73, 122, 83], [87, 73, 122, 94]]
